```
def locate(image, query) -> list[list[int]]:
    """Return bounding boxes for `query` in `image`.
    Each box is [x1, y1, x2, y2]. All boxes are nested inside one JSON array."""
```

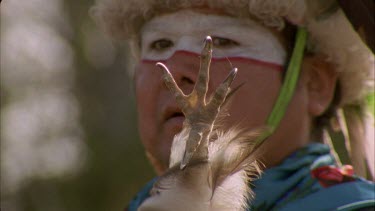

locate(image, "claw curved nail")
[[156, 62, 171, 74], [204, 36, 213, 50], [224, 68, 238, 85], [156, 62, 166, 69], [230, 68, 238, 77]]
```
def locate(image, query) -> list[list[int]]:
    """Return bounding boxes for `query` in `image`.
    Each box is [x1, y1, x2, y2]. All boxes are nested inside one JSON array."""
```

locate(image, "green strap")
[[255, 27, 308, 146], [366, 92, 375, 116]]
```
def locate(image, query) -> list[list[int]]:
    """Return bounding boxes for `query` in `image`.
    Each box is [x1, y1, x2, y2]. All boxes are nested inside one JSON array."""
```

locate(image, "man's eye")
[[150, 39, 174, 51], [212, 37, 239, 48]]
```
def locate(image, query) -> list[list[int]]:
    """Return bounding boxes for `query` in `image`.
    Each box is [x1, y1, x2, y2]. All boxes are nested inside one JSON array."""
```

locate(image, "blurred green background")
[[1, 1, 155, 210]]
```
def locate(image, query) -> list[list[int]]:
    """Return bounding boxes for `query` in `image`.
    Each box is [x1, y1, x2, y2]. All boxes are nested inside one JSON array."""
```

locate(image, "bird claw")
[[156, 36, 238, 169]]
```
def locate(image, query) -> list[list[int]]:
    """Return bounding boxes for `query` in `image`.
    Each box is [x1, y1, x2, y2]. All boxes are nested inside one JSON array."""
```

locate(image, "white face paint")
[[140, 10, 287, 67]]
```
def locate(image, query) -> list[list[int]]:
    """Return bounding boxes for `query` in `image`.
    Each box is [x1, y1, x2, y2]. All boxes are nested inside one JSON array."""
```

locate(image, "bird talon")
[[158, 36, 238, 168]]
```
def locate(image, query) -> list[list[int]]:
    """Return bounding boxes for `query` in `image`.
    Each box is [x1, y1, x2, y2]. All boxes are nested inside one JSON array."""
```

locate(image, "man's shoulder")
[[279, 179, 375, 211]]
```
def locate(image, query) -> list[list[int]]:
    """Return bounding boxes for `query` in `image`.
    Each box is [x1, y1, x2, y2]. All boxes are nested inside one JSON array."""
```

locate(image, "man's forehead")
[[141, 10, 265, 36], [139, 9, 288, 66]]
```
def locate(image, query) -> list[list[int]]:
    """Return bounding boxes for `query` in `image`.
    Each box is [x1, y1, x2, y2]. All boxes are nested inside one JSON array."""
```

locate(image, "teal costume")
[[127, 143, 375, 211]]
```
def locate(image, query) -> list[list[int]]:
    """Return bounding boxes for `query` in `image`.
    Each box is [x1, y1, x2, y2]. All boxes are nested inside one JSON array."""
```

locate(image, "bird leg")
[[156, 36, 238, 169]]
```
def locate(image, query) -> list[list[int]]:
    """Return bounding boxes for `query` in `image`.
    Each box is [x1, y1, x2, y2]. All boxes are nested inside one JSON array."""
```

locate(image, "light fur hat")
[[92, 0, 374, 106]]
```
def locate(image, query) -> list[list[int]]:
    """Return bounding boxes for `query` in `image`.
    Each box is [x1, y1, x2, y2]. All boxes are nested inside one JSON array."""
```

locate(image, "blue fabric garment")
[[127, 143, 375, 211], [127, 177, 157, 211], [250, 143, 375, 211]]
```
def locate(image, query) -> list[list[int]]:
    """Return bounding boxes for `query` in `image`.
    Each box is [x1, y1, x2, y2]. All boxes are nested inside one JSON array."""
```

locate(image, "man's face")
[[135, 10, 310, 173]]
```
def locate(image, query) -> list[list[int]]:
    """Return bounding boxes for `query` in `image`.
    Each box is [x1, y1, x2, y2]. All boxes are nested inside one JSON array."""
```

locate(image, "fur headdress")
[[92, 0, 374, 105]]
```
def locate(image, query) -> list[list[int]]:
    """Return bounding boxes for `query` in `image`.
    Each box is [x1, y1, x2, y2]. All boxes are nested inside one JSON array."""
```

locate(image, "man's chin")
[[146, 117, 184, 174], [146, 150, 169, 175]]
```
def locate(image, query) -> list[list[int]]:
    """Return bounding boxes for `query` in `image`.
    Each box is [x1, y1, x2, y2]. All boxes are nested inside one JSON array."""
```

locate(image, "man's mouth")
[[163, 108, 185, 128], [166, 111, 185, 122]]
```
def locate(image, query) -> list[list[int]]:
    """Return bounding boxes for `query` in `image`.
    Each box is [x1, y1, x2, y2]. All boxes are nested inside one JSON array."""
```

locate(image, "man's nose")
[[163, 50, 201, 95]]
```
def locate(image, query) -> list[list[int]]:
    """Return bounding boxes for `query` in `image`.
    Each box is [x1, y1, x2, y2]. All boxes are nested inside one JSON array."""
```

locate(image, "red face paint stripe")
[[141, 50, 284, 71]]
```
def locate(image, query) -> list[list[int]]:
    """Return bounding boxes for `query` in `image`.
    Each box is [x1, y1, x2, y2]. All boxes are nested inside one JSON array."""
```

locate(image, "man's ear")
[[304, 55, 338, 117]]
